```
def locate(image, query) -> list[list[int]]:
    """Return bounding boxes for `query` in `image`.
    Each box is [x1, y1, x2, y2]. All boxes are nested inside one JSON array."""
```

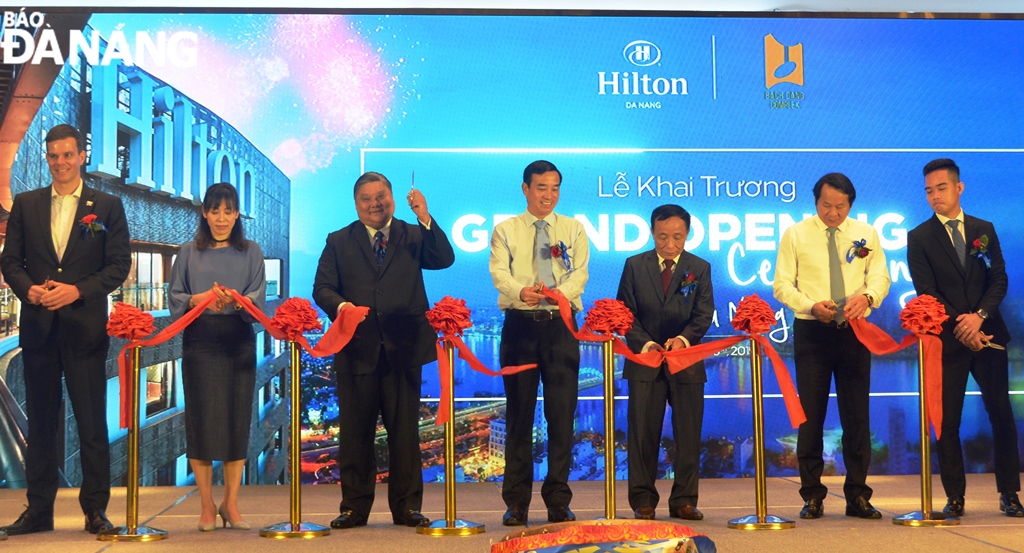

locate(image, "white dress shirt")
[[773, 215, 890, 320], [490, 211, 589, 311], [51, 180, 83, 261]]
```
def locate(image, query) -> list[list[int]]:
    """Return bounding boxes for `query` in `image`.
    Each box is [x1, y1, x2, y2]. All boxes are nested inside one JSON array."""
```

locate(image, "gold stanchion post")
[[602, 340, 617, 520], [98, 347, 168, 541], [728, 339, 795, 530], [419, 340, 485, 535], [893, 338, 958, 527], [260, 341, 331, 538]]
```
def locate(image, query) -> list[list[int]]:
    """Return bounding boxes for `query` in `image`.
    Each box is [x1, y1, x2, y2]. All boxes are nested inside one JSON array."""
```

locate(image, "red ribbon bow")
[[849, 294, 947, 439], [426, 296, 536, 426], [110, 291, 368, 429], [539, 288, 806, 429]]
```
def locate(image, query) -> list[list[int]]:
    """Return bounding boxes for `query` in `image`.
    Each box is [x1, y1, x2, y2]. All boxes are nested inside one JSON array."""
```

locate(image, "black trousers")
[[793, 318, 872, 502], [22, 318, 110, 514], [627, 372, 704, 510], [937, 345, 1020, 497], [500, 311, 580, 509], [335, 346, 423, 518]]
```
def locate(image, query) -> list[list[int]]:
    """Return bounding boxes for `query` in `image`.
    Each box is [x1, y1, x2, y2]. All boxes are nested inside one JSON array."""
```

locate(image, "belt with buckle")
[[506, 309, 560, 321]]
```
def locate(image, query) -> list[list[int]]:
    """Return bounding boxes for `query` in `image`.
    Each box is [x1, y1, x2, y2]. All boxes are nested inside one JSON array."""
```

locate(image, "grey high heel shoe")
[[218, 504, 251, 530]]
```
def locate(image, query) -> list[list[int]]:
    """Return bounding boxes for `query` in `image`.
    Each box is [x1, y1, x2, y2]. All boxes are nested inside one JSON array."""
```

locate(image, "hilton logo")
[[623, 40, 661, 67], [599, 40, 687, 99]]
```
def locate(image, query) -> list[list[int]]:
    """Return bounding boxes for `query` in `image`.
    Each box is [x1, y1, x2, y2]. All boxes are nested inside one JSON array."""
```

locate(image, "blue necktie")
[[946, 219, 966, 268], [373, 231, 385, 270], [534, 219, 556, 288]]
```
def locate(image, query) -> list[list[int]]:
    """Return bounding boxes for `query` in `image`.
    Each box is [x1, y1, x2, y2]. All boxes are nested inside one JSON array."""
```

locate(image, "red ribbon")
[[426, 296, 536, 425], [540, 289, 807, 428], [848, 294, 947, 439], [110, 290, 368, 429]]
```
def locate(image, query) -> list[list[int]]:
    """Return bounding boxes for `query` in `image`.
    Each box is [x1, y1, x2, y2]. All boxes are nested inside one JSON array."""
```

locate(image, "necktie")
[[827, 227, 846, 324], [946, 219, 966, 268], [534, 219, 556, 288], [661, 258, 674, 296], [373, 231, 385, 270]]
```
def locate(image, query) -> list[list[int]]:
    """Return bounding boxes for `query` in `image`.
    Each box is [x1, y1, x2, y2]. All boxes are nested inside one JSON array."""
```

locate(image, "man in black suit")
[[617, 204, 714, 521], [313, 171, 454, 529], [0, 124, 131, 535], [906, 158, 1022, 517]]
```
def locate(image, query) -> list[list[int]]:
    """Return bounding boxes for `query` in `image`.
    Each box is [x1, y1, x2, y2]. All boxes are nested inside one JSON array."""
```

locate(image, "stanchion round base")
[[97, 525, 168, 541], [727, 515, 796, 530], [416, 519, 486, 536], [259, 521, 331, 538], [892, 511, 960, 526]]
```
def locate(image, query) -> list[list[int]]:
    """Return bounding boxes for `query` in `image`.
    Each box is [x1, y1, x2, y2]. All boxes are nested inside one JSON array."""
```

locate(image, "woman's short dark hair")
[[812, 172, 857, 205], [195, 183, 247, 252], [650, 204, 691, 230]]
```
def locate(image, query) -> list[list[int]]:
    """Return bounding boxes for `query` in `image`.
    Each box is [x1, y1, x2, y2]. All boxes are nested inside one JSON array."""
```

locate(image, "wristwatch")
[[977, 308, 989, 320], [862, 293, 874, 308]]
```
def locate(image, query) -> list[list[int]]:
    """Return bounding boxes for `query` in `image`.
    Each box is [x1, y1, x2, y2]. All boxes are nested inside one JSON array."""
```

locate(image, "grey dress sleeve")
[[238, 241, 267, 323], [168, 243, 194, 321]]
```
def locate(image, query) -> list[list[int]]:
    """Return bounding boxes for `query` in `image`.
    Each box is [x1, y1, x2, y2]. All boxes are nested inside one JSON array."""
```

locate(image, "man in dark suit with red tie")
[[0, 124, 131, 535], [907, 158, 1022, 517], [313, 171, 454, 529], [616, 204, 714, 521]]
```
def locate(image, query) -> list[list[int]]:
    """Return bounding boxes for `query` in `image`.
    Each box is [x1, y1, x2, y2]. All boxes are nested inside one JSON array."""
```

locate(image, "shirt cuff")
[[641, 341, 658, 353], [676, 335, 690, 348], [336, 302, 351, 317], [419, 217, 432, 230]]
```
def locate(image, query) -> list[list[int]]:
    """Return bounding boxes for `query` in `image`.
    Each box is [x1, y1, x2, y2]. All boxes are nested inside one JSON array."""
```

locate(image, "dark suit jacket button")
[[57, 268, 62, 273], [377, 312, 383, 316]]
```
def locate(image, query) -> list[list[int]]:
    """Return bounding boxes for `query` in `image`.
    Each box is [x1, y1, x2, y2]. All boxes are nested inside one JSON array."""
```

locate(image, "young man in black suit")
[[616, 204, 714, 521], [906, 158, 1022, 517], [313, 171, 455, 529], [0, 124, 132, 535]]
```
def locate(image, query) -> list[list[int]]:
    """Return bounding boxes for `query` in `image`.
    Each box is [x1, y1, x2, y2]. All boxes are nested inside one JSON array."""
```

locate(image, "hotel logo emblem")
[[764, 34, 803, 88], [623, 40, 661, 67]]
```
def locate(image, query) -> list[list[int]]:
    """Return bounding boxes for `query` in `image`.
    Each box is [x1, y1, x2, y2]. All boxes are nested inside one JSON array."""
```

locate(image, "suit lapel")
[[930, 215, 966, 280], [962, 216, 981, 282], [379, 220, 402, 275], [60, 185, 96, 264], [643, 251, 666, 303], [34, 187, 60, 264], [668, 254, 691, 303], [353, 222, 377, 274]]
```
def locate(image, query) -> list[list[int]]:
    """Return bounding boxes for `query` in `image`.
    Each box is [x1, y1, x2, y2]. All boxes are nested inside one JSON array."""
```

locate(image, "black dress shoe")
[[330, 508, 368, 529], [1000, 492, 1024, 517], [670, 504, 704, 521], [943, 496, 965, 517], [633, 506, 656, 520], [845, 496, 882, 519], [502, 504, 528, 526], [393, 509, 430, 527], [800, 499, 824, 519], [547, 504, 576, 523], [84, 509, 114, 534], [1, 508, 54, 535]]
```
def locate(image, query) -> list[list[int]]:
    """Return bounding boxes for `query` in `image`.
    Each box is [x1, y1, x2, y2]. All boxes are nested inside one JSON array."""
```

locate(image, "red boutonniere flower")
[[900, 294, 949, 335], [969, 235, 992, 269], [678, 271, 698, 298], [846, 239, 872, 262], [79, 213, 107, 238], [426, 296, 473, 336], [731, 294, 777, 334], [550, 241, 572, 272], [585, 298, 634, 336], [269, 297, 323, 341]]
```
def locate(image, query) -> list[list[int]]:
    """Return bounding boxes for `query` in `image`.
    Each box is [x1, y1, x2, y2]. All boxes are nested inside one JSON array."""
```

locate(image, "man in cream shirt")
[[773, 172, 889, 521], [490, 160, 589, 526]]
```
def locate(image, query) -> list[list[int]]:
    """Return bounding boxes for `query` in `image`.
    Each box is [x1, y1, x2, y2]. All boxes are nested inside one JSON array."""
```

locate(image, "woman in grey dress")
[[168, 183, 266, 531]]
